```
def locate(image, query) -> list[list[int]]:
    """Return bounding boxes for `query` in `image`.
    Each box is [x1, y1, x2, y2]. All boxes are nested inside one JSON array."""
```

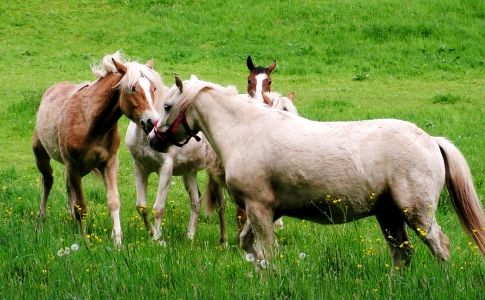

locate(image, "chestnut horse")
[[33, 51, 163, 245], [149, 76, 485, 272]]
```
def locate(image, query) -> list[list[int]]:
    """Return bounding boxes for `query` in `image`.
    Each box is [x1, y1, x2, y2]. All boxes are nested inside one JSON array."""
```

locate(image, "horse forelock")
[[250, 66, 270, 75]]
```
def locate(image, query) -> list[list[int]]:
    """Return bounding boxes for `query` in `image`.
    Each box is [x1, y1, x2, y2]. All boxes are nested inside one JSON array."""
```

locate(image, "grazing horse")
[[32, 51, 163, 245], [149, 76, 485, 272]]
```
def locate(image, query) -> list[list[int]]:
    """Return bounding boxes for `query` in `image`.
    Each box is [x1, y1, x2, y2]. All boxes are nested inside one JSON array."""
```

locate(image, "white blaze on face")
[[138, 77, 156, 112], [254, 73, 267, 103]]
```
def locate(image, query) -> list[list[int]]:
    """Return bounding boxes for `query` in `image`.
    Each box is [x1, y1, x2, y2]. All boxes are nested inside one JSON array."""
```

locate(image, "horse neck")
[[85, 73, 123, 135], [190, 91, 258, 162]]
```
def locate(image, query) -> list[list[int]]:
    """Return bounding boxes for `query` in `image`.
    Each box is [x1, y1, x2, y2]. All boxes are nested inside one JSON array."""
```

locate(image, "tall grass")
[[1, 0, 485, 298]]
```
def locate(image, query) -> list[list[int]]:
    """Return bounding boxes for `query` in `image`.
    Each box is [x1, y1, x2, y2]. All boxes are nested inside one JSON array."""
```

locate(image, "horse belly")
[[35, 111, 64, 163]]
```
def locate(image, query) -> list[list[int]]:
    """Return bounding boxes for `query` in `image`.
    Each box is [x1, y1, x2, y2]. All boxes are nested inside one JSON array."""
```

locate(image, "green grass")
[[1, 0, 485, 298]]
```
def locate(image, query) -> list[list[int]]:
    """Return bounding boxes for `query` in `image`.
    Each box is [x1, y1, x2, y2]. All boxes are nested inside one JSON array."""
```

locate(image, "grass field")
[[1, 0, 485, 299]]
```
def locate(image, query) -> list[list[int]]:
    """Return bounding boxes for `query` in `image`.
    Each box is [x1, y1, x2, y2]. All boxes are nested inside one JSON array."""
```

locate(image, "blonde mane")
[[91, 51, 166, 109]]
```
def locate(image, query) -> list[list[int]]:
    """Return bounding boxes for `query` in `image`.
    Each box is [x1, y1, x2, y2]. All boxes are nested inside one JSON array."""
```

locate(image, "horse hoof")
[[152, 226, 161, 240], [37, 211, 46, 221]]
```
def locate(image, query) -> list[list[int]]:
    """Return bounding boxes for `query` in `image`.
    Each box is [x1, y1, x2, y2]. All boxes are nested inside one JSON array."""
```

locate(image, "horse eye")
[[268, 81, 272, 86], [154, 87, 157, 92], [130, 86, 136, 93], [164, 104, 171, 112], [247, 80, 251, 84]]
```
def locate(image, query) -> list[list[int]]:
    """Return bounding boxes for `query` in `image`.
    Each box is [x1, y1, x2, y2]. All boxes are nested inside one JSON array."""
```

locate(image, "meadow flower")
[[57, 250, 64, 257], [63, 247, 71, 255], [260, 259, 268, 269], [245, 253, 255, 262], [71, 243, 79, 251], [159, 240, 167, 247], [299, 252, 306, 259]]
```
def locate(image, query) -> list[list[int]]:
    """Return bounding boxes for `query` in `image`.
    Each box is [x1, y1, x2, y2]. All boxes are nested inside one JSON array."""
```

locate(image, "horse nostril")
[[141, 120, 146, 128]]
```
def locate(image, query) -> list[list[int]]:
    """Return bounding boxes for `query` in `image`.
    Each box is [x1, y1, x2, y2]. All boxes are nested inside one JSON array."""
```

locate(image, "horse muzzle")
[[148, 130, 170, 153], [141, 118, 157, 135]]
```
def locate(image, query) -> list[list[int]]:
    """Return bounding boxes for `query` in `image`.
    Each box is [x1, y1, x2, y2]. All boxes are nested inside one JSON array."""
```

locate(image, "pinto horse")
[[246, 55, 276, 99], [149, 76, 485, 271], [33, 51, 163, 245]]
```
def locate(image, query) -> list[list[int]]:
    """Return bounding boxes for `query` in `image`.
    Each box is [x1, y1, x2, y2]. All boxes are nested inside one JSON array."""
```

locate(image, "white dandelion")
[[260, 259, 268, 269], [245, 253, 255, 262], [159, 240, 167, 247], [299, 252, 306, 259], [63, 247, 71, 255], [57, 250, 64, 257], [71, 244, 79, 251]]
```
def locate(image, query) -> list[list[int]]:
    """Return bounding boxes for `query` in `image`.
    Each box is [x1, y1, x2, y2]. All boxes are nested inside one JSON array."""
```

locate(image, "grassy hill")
[[1, 0, 485, 298]]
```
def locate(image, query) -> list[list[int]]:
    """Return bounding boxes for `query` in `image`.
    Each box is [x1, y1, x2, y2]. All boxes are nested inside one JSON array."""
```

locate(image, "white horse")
[[148, 76, 485, 272], [125, 75, 296, 242]]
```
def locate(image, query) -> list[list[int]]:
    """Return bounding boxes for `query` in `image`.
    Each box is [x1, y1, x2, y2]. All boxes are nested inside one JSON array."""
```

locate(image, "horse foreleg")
[[182, 172, 201, 240], [152, 159, 174, 240], [244, 202, 276, 271], [133, 162, 152, 234], [101, 156, 122, 246]]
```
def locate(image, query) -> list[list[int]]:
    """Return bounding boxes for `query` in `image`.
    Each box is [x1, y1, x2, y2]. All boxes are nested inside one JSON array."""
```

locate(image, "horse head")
[[112, 58, 162, 135], [148, 76, 201, 153], [247, 55, 276, 98]]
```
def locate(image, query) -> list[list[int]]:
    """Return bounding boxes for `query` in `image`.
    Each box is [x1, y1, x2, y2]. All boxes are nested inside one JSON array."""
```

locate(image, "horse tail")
[[203, 176, 219, 216], [435, 137, 485, 255], [90, 168, 104, 181]]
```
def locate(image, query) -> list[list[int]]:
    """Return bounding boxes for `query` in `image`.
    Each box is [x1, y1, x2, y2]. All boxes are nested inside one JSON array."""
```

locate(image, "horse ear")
[[247, 55, 255, 71], [146, 59, 154, 69], [287, 91, 294, 102], [268, 60, 276, 74], [262, 92, 273, 106], [112, 58, 127, 75], [175, 76, 183, 93]]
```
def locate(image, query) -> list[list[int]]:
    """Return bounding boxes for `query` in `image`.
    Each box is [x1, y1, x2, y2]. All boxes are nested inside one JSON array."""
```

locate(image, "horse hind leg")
[[182, 172, 201, 240], [376, 211, 413, 268], [382, 190, 451, 266], [236, 206, 248, 244], [32, 133, 54, 226], [407, 208, 450, 262]]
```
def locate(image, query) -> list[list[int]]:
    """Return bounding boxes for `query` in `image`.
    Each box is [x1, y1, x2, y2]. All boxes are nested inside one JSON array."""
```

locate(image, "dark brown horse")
[[33, 51, 164, 245]]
